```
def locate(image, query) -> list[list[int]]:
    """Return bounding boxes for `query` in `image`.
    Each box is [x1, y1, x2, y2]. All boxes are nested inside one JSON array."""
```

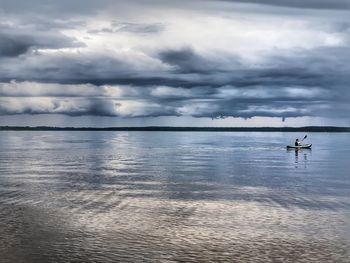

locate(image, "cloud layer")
[[0, 0, 349, 123]]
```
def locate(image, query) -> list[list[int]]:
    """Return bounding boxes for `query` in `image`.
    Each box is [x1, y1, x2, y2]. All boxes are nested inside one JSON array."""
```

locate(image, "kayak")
[[286, 144, 312, 149]]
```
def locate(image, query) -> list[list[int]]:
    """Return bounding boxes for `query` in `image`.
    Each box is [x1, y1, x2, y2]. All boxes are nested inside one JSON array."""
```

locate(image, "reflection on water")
[[292, 149, 311, 169], [0, 131, 349, 262]]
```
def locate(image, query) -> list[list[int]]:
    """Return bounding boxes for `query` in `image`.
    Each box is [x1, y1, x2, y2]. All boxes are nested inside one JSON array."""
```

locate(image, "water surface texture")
[[0, 131, 349, 262]]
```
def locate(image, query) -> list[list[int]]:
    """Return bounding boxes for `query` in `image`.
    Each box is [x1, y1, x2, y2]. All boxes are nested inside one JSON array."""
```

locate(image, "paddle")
[[301, 135, 307, 141]]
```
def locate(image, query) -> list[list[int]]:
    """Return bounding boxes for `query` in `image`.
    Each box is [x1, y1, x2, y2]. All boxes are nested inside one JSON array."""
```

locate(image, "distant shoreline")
[[1, 126, 350, 132]]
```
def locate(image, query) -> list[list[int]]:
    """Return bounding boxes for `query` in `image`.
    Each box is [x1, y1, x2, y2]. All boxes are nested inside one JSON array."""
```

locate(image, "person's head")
[[296, 138, 299, 141]]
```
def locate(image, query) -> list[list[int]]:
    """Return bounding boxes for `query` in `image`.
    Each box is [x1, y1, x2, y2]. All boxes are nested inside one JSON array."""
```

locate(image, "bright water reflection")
[[0, 131, 349, 262]]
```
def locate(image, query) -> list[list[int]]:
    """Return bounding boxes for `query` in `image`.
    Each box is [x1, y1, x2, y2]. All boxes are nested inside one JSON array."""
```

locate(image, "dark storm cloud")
[[155, 46, 350, 93], [1, 0, 348, 14], [0, 0, 349, 121], [158, 47, 225, 74], [220, 0, 350, 10], [0, 46, 213, 87], [265, 47, 350, 90], [0, 97, 118, 117], [0, 24, 83, 57], [0, 35, 31, 57], [1, 46, 349, 98], [83, 100, 119, 117], [0, 51, 160, 85], [0, 0, 109, 16], [145, 83, 332, 119], [1, 44, 349, 89], [0, 75, 340, 120], [0, 33, 82, 57], [157, 46, 348, 91]]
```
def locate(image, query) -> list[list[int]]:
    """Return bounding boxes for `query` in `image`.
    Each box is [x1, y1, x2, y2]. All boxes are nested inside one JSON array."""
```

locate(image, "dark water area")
[[0, 131, 349, 262]]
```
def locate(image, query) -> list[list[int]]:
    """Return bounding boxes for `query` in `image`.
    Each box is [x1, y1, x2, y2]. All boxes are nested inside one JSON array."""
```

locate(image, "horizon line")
[[1, 126, 350, 132]]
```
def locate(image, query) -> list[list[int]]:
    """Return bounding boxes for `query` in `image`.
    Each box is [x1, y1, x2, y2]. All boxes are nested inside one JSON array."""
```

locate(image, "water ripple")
[[0, 131, 349, 262]]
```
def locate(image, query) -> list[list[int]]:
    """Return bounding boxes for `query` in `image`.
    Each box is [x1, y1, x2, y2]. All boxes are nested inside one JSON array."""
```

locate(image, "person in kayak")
[[295, 139, 301, 146]]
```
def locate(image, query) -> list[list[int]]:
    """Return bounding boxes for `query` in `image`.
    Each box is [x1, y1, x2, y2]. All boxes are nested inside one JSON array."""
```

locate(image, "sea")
[[0, 131, 349, 262]]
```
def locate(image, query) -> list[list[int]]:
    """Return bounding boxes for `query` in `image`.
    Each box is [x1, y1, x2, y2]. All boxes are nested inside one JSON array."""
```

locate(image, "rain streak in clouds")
[[0, 0, 349, 124]]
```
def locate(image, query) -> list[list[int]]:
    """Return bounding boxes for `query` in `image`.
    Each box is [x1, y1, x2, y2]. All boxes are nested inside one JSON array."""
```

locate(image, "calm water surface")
[[0, 131, 349, 262]]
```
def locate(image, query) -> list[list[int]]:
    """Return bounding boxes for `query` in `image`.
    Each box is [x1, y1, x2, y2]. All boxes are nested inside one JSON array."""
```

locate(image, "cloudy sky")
[[0, 0, 349, 127]]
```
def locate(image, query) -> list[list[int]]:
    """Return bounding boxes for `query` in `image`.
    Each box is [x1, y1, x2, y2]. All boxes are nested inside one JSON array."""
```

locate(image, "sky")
[[0, 0, 349, 127]]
